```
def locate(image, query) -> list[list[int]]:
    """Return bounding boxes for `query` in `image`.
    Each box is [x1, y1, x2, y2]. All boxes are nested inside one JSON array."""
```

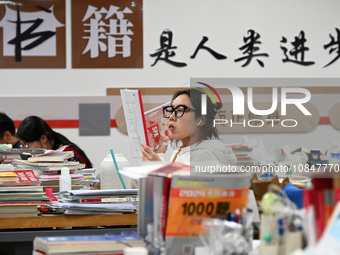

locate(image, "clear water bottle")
[[59, 167, 71, 192], [329, 142, 340, 164]]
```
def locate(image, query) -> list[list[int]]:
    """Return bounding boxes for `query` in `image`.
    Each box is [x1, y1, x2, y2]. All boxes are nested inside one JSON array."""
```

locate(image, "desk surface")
[[0, 213, 137, 229]]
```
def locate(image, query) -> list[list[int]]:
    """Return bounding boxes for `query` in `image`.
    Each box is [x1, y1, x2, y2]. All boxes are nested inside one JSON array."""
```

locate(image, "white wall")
[[1, 0, 340, 170]]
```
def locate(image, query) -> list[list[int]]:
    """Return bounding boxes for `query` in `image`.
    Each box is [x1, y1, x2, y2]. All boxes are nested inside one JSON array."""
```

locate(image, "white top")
[[168, 140, 237, 165]]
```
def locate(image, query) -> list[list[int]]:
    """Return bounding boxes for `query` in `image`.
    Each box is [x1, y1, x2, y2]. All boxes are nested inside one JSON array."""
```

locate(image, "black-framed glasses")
[[20, 142, 33, 148], [163, 105, 195, 118]]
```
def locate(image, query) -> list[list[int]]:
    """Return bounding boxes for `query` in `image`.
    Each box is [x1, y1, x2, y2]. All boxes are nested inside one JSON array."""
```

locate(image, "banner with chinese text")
[[71, 0, 143, 68], [0, 0, 65, 68]]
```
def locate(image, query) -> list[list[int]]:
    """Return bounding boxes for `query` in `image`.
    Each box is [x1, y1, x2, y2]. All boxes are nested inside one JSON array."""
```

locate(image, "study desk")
[[0, 213, 137, 255]]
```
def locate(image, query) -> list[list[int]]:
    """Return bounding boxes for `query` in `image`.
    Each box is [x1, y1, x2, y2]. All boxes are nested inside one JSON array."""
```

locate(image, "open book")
[[120, 89, 171, 157], [28, 145, 74, 162]]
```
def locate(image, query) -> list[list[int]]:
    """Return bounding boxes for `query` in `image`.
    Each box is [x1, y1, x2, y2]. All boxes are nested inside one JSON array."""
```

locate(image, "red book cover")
[[138, 90, 150, 147], [160, 177, 171, 238], [312, 178, 333, 240], [335, 188, 340, 203], [144, 102, 172, 150]]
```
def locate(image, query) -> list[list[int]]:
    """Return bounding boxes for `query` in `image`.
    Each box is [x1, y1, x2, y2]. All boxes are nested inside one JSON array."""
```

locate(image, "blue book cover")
[[39, 231, 141, 242]]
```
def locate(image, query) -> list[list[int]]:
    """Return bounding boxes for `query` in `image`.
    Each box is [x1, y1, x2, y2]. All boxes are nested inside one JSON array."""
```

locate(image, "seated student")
[[140, 88, 237, 165], [0, 112, 21, 148], [17, 116, 93, 168]]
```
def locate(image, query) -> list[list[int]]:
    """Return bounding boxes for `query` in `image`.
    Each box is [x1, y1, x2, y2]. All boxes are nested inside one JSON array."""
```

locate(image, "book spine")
[[80, 198, 102, 203], [160, 177, 171, 238], [80, 198, 138, 203], [138, 90, 150, 147]]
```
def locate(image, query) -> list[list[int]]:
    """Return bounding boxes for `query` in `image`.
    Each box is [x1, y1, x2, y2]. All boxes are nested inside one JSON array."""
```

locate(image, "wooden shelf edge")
[[0, 213, 137, 229]]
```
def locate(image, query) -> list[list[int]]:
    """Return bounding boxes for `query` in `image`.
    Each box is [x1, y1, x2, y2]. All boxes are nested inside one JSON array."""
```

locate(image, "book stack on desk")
[[12, 146, 95, 192], [0, 148, 46, 164], [33, 232, 146, 255], [45, 189, 138, 215], [226, 144, 254, 165], [13, 160, 88, 192], [0, 177, 50, 217]]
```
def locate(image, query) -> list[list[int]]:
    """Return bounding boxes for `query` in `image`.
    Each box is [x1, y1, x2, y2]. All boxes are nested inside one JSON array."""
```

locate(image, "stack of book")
[[0, 170, 50, 217], [0, 148, 46, 164], [13, 146, 91, 192], [46, 189, 138, 215], [133, 162, 251, 255], [33, 232, 146, 255], [226, 144, 254, 165]]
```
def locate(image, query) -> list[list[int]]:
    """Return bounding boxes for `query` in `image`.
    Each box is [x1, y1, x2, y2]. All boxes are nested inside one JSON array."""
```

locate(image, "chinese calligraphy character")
[[190, 36, 227, 60], [266, 111, 280, 126], [150, 29, 187, 67], [232, 114, 244, 123], [323, 28, 340, 68], [218, 110, 226, 119], [0, 5, 64, 62], [248, 112, 263, 125], [234, 29, 269, 67], [82, 5, 134, 58], [280, 31, 315, 66]]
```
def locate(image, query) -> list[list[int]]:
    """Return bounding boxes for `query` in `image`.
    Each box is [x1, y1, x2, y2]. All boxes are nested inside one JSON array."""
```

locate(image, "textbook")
[[120, 89, 171, 157], [0, 171, 18, 182], [0, 148, 46, 164], [28, 145, 74, 162], [0, 170, 40, 186], [33, 232, 145, 254], [164, 174, 251, 255], [144, 101, 172, 150], [13, 160, 85, 171], [120, 89, 148, 158]]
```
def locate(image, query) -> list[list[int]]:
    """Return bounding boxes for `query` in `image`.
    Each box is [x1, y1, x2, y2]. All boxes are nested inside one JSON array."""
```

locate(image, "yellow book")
[[0, 171, 18, 182]]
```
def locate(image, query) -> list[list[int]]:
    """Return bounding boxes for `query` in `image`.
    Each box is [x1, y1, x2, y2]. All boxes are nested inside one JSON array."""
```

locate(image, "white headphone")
[[197, 119, 203, 126]]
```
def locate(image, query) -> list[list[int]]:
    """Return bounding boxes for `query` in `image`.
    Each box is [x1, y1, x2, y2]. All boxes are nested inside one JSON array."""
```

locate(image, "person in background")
[[0, 112, 21, 148], [140, 88, 237, 165], [17, 116, 93, 168]]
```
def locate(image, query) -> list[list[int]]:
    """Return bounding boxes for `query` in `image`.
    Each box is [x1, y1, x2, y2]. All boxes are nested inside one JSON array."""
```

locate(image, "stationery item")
[[120, 89, 149, 158], [45, 188, 57, 202]]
